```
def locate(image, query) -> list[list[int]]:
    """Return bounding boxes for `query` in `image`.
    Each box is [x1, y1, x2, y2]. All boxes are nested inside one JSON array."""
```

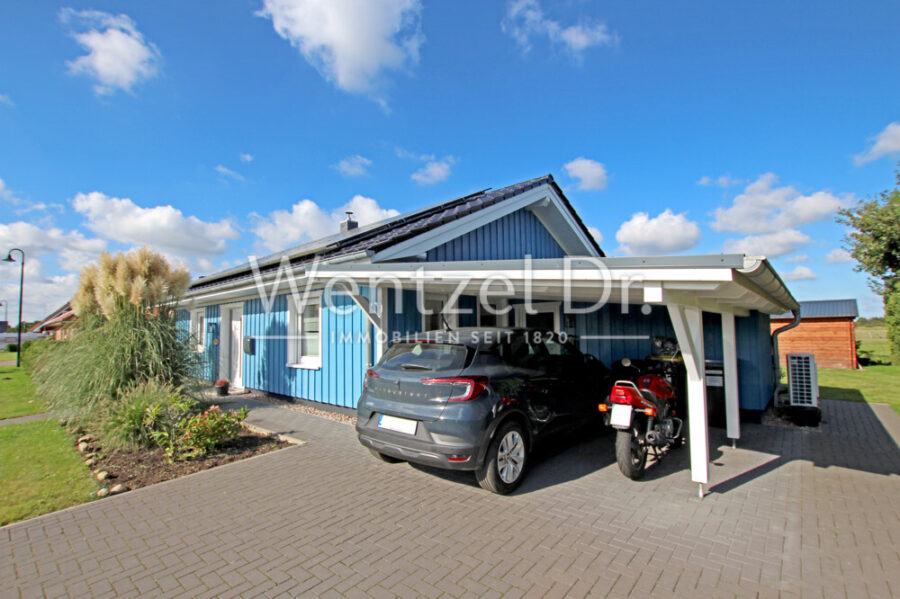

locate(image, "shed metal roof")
[[188, 174, 602, 293], [773, 299, 859, 320]]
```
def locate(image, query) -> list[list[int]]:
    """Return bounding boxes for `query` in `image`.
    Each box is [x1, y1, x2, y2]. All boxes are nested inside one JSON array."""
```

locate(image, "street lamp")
[[3, 249, 25, 367]]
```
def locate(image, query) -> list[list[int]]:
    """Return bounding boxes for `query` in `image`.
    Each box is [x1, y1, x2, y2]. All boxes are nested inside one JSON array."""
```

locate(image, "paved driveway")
[[3, 400, 899, 598]]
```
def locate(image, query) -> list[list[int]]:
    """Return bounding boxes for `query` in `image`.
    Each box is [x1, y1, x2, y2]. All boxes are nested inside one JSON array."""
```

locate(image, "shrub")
[[21, 338, 53, 375], [182, 405, 249, 455], [32, 246, 199, 426], [102, 380, 196, 451], [5, 343, 17, 352], [142, 391, 199, 461]]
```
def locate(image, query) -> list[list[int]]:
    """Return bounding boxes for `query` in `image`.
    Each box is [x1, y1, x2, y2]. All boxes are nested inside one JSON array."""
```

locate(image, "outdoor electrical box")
[[243, 336, 255, 355], [705, 360, 726, 428]]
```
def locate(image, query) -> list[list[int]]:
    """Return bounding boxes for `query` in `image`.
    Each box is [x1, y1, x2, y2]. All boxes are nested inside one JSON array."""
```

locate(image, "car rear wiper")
[[401, 363, 433, 371]]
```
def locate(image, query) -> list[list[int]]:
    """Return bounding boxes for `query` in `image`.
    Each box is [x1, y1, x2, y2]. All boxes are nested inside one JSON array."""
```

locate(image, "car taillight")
[[363, 368, 380, 390], [421, 376, 489, 401]]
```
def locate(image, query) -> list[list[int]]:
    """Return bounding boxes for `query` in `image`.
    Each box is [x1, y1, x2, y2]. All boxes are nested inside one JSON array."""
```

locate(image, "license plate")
[[378, 414, 417, 435], [610, 404, 633, 428]]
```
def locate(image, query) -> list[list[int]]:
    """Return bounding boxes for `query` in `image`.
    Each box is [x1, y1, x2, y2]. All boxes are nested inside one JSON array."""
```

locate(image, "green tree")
[[837, 168, 900, 358]]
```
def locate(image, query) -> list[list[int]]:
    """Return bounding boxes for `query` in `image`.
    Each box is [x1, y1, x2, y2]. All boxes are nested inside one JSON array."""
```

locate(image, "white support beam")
[[375, 286, 389, 362], [721, 311, 741, 442], [667, 304, 709, 492], [336, 284, 383, 331]]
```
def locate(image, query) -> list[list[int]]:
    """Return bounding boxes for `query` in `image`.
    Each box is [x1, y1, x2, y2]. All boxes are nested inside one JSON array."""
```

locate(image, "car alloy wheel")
[[496, 430, 525, 483]]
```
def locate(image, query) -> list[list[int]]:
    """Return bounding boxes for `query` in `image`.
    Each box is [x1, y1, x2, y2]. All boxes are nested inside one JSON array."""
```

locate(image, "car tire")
[[369, 448, 404, 463], [476, 421, 528, 494]]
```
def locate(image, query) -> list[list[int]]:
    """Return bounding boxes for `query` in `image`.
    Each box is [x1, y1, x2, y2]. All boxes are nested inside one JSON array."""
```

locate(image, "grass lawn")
[[0, 364, 45, 419], [819, 365, 900, 415], [0, 419, 97, 525], [0, 350, 16, 362], [856, 324, 892, 365]]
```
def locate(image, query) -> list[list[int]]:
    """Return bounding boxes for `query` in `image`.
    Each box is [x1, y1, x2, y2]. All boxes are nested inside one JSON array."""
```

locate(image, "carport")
[[307, 253, 800, 497]]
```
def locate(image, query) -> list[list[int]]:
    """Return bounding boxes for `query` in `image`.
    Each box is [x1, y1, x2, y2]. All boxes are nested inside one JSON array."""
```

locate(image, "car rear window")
[[380, 342, 468, 372]]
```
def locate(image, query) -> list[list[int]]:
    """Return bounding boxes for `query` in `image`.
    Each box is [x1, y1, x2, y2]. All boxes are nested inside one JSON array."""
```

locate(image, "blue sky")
[[1, 0, 899, 320]]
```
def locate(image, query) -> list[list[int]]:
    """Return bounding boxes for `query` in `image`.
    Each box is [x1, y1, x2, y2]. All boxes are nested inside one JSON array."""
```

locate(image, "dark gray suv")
[[356, 328, 611, 494]]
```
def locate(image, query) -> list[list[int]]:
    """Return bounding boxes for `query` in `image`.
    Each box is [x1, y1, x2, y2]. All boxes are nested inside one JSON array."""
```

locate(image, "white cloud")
[[411, 156, 455, 185], [0, 178, 22, 205], [60, 8, 161, 95], [257, 0, 423, 106], [0, 259, 80, 321], [334, 154, 372, 177], [615, 209, 701, 255], [564, 158, 607, 191], [854, 122, 900, 165], [215, 165, 245, 182], [502, 0, 617, 56], [722, 229, 810, 258], [0, 221, 106, 273], [72, 191, 239, 258], [826, 248, 853, 264], [786, 254, 808, 263], [239, 153, 254, 163], [711, 173, 848, 234], [252, 194, 399, 252], [587, 226, 603, 244], [395, 147, 434, 161], [0, 94, 13, 107], [782, 266, 817, 282], [697, 174, 742, 188]]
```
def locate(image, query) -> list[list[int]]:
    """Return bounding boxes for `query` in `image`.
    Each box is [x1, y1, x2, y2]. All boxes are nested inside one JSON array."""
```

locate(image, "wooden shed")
[[771, 299, 859, 370]]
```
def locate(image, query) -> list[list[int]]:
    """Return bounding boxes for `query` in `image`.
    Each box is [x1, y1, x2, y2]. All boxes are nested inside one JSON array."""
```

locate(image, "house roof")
[[772, 299, 859, 320], [188, 175, 602, 293], [30, 301, 75, 332]]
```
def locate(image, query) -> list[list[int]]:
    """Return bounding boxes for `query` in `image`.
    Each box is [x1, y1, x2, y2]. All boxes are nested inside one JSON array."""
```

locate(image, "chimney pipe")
[[341, 211, 358, 234]]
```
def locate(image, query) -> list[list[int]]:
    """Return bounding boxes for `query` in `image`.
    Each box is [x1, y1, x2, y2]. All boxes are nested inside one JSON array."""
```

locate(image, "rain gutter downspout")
[[771, 307, 802, 405]]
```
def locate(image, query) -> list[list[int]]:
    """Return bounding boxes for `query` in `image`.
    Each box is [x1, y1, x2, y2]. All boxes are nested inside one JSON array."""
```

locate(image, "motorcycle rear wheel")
[[615, 428, 648, 480]]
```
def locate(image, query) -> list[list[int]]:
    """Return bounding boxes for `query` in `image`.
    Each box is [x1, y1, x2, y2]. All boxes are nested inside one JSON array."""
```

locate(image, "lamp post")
[[3, 249, 25, 367]]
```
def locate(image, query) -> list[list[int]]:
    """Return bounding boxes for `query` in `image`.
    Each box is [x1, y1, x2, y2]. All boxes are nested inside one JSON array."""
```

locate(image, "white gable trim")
[[370, 183, 600, 263]]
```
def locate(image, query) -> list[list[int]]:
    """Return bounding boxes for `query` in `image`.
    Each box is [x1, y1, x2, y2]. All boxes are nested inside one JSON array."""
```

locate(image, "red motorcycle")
[[599, 358, 684, 479]]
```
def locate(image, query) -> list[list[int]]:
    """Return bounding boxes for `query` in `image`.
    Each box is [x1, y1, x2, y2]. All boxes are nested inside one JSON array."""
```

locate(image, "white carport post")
[[720, 311, 741, 444], [667, 304, 709, 498]]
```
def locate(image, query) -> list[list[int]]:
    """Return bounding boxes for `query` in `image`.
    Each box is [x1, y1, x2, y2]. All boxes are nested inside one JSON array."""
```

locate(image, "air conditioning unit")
[[787, 353, 818, 408]]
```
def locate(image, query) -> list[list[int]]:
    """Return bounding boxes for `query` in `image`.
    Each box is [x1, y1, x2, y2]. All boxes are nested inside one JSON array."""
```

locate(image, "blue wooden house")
[[181, 175, 800, 488]]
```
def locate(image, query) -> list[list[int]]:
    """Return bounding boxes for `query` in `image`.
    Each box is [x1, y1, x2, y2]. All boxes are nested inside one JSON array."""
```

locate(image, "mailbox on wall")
[[243, 336, 255, 355]]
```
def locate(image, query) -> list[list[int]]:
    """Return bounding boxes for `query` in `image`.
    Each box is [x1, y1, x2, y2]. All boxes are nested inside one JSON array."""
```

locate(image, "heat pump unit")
[[787, 353, 818, 408]]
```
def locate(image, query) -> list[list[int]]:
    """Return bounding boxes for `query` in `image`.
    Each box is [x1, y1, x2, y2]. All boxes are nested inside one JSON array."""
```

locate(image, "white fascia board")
[[370, 184, 599, 262], [182, 251, 370, 306]]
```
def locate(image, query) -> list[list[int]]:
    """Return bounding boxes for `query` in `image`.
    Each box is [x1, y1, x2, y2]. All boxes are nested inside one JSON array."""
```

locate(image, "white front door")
[[226, 307, 243, 388]]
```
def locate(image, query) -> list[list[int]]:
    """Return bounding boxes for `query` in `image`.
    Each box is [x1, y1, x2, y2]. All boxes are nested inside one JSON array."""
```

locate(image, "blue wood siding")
[[241, 288, 371, 408], [458, 295, 478, 327], [426, 209, 566, 261], [176, 309, 190, 338], [386, 289, 421, 337], [735, 311, 775, 411], [569, 304, 773, 412]]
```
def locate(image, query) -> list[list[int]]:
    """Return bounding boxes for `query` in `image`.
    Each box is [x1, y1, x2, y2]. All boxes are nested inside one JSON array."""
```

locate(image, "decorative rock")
[[110, 484, 126, 494], [96, 488, 110, 498], [96, 471, 109, 481], [77, 442, 89, 453], [77, 434, 92, 443], [84, 458, 95, 467]]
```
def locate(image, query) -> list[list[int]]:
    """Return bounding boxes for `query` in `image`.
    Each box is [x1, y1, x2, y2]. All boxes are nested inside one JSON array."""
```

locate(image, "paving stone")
[[1, 399, 898, 598]]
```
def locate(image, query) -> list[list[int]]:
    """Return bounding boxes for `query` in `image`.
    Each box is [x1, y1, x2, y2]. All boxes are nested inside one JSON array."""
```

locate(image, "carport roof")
[[306, 254, 800, 316]]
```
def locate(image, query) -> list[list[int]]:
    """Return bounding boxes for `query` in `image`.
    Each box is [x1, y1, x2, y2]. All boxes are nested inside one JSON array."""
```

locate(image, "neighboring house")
[[30, 302, 76, 341], [771, 299, 859, 370], [181, 174, 800, 488]]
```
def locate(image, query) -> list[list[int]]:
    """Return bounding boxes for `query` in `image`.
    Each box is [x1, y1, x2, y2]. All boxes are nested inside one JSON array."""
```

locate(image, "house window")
[[478, 300, 509, 328], [514, 302, 560, 332], [190, 309, 206, 353], [421, 295, 458, 331], [288, 297, 322, 369]]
